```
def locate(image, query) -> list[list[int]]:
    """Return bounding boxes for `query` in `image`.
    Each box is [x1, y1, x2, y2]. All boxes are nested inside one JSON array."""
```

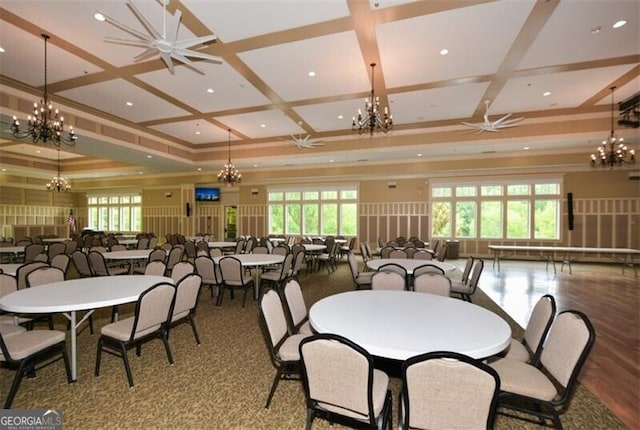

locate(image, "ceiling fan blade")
[[126, 1, 162, 40], [170, 52, 207, 74], [104, 37, 152, 48], [101, 14, 152, 42], [159, 52, 175, 74], [165, 8, 182, 42], [493, 113, 512, 125], [177, 49, 223, 64], [133, 48, 161, 61], [172, 35, 217, 50], [498, 116, 525, 126]]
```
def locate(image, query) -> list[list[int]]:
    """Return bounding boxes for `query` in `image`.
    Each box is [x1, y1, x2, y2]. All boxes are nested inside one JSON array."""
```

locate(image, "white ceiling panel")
[[183, 0, 351, 43], [57, 79, 190, 123], [377, 0, 536, 87], [238, 31, 370, 101], [217, 110, 303, 139], [294, 99, 370, 132], [136, 61, 270, 113], [519, 0, 640, 69], [150, 119, 228, 145]]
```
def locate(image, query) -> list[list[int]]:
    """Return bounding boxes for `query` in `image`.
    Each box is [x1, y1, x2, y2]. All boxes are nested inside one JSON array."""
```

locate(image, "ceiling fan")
[[281, 134, 325, 149], [97, 0, 222, 74], [461, 100, 524, 133]]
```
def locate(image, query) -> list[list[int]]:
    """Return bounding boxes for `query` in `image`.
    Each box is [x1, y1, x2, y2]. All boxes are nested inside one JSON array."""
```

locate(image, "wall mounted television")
[[195, 187, 220, 202]]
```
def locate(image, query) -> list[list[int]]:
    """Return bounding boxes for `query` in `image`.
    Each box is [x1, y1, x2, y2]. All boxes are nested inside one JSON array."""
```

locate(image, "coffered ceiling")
[[0, 0, 638, 182]]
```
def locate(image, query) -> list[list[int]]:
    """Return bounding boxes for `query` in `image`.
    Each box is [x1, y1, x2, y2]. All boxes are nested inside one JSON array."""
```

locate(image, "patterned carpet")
[[0, 258, 625, 429]]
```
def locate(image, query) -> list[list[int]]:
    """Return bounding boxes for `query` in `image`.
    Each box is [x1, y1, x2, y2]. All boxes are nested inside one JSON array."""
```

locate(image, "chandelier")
[[46, 149, 71, 192], [352, 62, 393, 137], [218, 129, 241, 187], [11, 34, 77, 147], [590, 86, 635, 168]]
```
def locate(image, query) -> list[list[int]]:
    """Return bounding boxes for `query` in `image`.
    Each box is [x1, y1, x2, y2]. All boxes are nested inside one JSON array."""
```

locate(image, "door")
[[224, 206, 237, 240]]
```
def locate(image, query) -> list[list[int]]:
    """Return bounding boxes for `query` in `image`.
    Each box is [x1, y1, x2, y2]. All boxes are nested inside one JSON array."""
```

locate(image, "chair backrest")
[[401, 351, 500, 429], [272, 245, 289, 256], [460, 256, 475, 283], [413, 273, 451, 296], [136, 237, 149, 250], [364, 242, 374, 261], [299, 333, 379, 424], [389, 249, 408, 259], [359, 243, 369, 263], [252, 246, 269, 254], [184, 241, 197, 259], [379, 246, 394, 259], [259, 289, 289, 352], [172, 274, 202, 322], [171, 261, 195, 283], [209, 248, 223, 259], [275, 253, 294, 280], [16, 262, 49, 290], [88, 251, 110, 276], [110, 244, 127, 252], [144, 260, 167, 276], [283, 278, 307, 331], [148, 248, 167, 263], [147, 237, 158, 249], [160, 242, 172, 251], [371, 271, 406, 290], [50, 253, 71, 276], [436, 243, 448, 262], [404, 247, 417, 259], [71, 251, 93, 277], [523, 294, 557, 361], [196, 241, 209, 254], [129, 282, 176, 342], [64, 240, 78, 255], [219, 256, 245, 284], [0, 274, 18, 298], [413, 263, 445, 277], [26, 266, 64, 288], [347, 253, 360, 281], [234, 240, 245, 255], [23, 243, 45, 263], [47, 242, 66, 260], [467, 259, 484, 292], [244, 237, 256, 253], [290, 250, 305, 277], [377, 262, 407, 278], [539, 310, 596, 396], [413, 250, 433, 260], [166, 247, 184, 270], [33, 253, 49, 262]]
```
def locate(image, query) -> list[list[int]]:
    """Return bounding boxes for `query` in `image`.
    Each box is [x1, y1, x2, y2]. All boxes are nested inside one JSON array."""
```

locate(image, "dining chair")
[[449, 256, 474, 292], [413, 263, 445, 277], [379, 246, 394, 259], [217, 256, 254, 307], [299, 333, 393, 430], [169, 273, 203, 345], [413, 273, 451, 296], [50, 253, 71, 278], [23, 243, 45, 263], [143, 260, 167, 276], [183, 241, 197, 261], [133, 248, 167, 274], [194, 255, 221, 299], [400, 351, 500, 430], [259, 289, 310, 408], [489, 310, 596, 429], [261, 253, 294, 295], [16, 261, 49, 290], [170, 261, 195, 283], [371, 271, 406, 291], [46, 242, 66, 261], [209, 247, 223, 259], [0, 274, 32, 327], [95, 282, 176, 388], [88, 251, 129, 276], [64, 240, 78, 255], [450, 259, 484, 302], [502, 294, 556, 365], [412, 250, 433, 260], [25, 267, 65, 330], [348, 253, 374, 290], [71, 251, 93, 278], [389, 249, 408, 259], [0, 325, 72, 408], [282, 278, 313, 335], [164, 246, 185, 277]]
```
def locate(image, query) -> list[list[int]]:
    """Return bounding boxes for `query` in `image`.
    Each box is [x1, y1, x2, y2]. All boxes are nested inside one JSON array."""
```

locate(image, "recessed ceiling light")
[[329, 159, 334, 163], [36, 150, 41, 154], [197, 167, 202, 171], [0, 47, 5, 53], [613, 20, 627, 29], [1, 168, 6, 172], [440, 48, 449, 56], [253, 164, 258, 168], [138, 171, 143, 175], [337, 115, 344, 119], [195, 131, 201, 135], [308, 71, 316, 77], [543, 91, 551, 97], [125, 101, 133, 106], [523, 146, 530, 150], [207, 88, 214, 93], [94, 12, 105, 21], [591, 26, 601, 34], [417, 153, 423, 157], [260, 124, 266, 128], [146, 155, 152, 159]]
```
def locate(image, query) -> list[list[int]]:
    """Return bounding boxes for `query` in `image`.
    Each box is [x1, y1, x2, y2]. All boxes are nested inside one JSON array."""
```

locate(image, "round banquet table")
[[102, 249, 153, 274], [366, 258, 456, 274], [0, 275, 172, 381], [309, 290, 511, 361], [213, 254, 285, 300]]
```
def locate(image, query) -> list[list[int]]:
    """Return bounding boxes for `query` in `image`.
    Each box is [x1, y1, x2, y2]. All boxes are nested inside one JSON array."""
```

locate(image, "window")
[[87, 194, 142, 232], [431, 179, 561, 240], [268, 185, 358, 236]]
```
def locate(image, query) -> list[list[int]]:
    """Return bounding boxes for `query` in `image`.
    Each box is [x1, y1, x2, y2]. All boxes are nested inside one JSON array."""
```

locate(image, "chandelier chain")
[[352, 62, 393, 137]]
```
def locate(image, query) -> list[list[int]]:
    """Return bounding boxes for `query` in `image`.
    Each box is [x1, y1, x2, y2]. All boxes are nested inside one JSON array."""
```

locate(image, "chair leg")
[[305, 409, 315, 430], [4, 360, 28, 408], [189, 315, 201, 345], [94, 337, 104, 377], [265, 368, 283, 408], [161, 331, 174, 364], [120, 343, 134, 388], [60, 343, 73, 383]]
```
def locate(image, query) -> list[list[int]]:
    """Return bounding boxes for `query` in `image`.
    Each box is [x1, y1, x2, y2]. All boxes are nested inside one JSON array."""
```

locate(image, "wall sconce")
[[165, 192, 172, 198], [387, 182, 396, 189], [251, 188, 259, 196]]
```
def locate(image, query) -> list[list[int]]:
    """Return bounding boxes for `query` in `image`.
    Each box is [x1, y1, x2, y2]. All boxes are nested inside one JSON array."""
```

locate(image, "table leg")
[[70, 310, 77, 382], [254, 267, 262, 301]]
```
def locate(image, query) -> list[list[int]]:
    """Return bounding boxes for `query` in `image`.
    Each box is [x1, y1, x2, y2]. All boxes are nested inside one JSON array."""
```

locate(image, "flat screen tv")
[[195, 187, 220, 202]]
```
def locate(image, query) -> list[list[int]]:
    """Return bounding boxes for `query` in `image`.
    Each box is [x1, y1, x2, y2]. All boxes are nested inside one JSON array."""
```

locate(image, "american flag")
[[68, 210, 76, 233]]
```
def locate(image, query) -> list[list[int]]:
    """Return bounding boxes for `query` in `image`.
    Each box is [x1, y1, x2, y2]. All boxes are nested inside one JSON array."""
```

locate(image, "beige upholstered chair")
[[299, 333, 393, 430], [503, 294, 556, 364], [389, 249, 408, 259], [217, 256, 254, 307], [23, 243, 45, 263], [449, 256, 474, 293], [289, 249, 306, 279], [282, 278, 313, 335], [413, 273, 451, 296], [490, 310, 596, 429], [194, 256, 221, 299], [0, 274, 31, 326], [170, 274, 203, 345], [209, 247, 223, 259], [379, 246, 394, 259], [259, 289, 310, 408], [261, 253, 294, 294], [143, 260, 166, 276], [0, 324, 72, 408], [435, 243, 448, 262], [16, 261, 49, 290], [170, 261, 194, 283], [412, 263, 445, 277], [26, 266, 64, 289], [50, 253, 71, 278], [133, 248, 167, 274], [371, 271, 406, 291], [400, 351, 500, 430], [164, 246, 185, 277], [412, 250, 433, 260], [348, 253, 374, 290], [95, 282, 176, 387], [88, 251, 129, 276], [71, 251, 93, 277], [450, 258, 484, 302], [46, 242, 66, 261]]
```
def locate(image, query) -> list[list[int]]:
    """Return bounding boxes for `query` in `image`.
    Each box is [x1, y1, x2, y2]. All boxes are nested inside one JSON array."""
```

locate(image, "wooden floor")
[[479, 259, 639, 429]]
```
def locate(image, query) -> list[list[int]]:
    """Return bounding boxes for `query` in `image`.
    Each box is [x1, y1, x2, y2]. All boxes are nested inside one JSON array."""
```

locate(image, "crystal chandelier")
[[46, 149, 71, 192], [590, 86, 635, 168], [352, 62, 393, 137], [11, 34, 77, 147], [218, 129, 241, 187]]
